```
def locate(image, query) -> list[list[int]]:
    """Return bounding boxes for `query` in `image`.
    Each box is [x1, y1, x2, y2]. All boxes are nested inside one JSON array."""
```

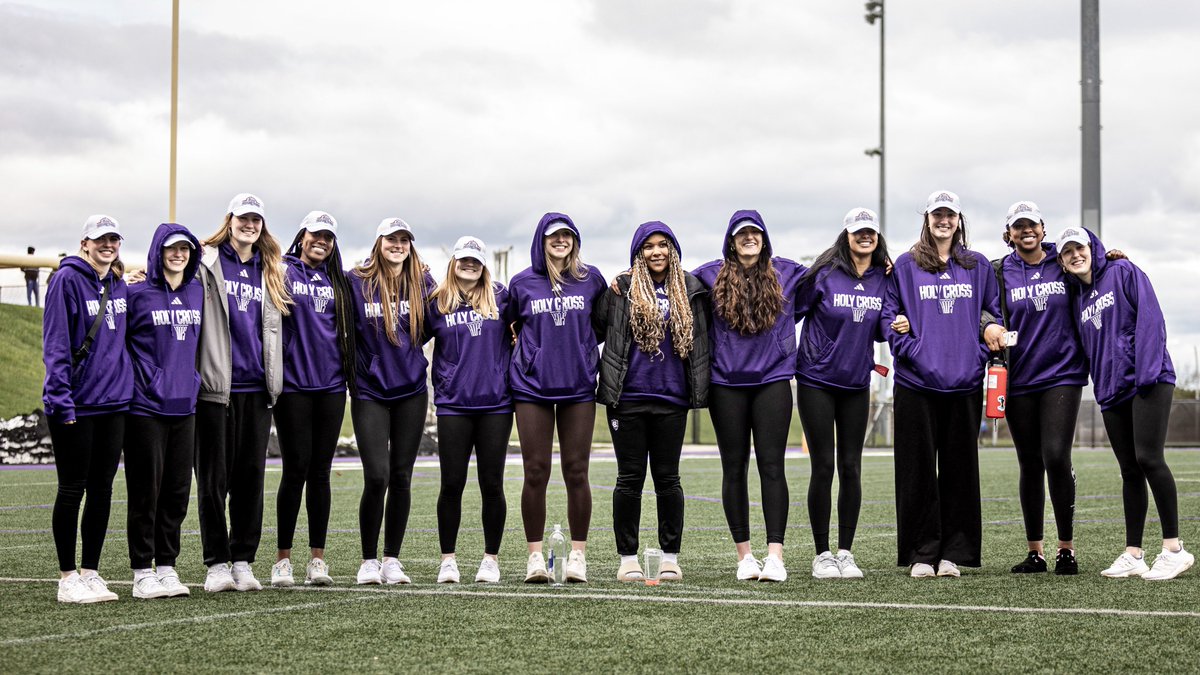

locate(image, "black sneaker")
[[1010, 551, 1047, 573], [1054, 549, 1078, 576]]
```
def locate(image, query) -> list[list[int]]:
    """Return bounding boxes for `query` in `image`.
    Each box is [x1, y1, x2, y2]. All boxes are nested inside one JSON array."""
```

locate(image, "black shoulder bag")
[[72, 280, 111, 367]]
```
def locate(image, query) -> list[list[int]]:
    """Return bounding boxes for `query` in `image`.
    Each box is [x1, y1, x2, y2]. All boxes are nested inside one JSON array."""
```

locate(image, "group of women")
[[43, 190, 1192, 603]]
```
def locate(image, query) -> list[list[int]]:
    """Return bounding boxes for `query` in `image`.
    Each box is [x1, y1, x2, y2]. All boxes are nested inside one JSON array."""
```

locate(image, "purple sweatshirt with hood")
[[794, 265, 887, 391], [349, 269, 436, 402], [692, 210, 806, 387], [217, 243, 267, 392], [427, 283, 514, 415], [282, 254, 345, 394], [126, 223, 204, 417], [1064, 228, 1174, 410], [42, 256, 133, 422], [619, 221, 689, 407], [998, 243, 1089, 396], [508, 212, 607, 403]]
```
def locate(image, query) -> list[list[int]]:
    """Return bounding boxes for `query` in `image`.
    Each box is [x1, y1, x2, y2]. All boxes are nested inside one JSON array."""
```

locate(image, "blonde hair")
[[628, 244, 693, 359], [204, 214, 292, 315], [354, 236, 427, 346], [435, 259, 498, 319], [543, 233, 589, 294]]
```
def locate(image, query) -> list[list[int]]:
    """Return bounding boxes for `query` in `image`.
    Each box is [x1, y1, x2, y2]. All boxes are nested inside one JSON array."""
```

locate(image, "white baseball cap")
[[300, 211, 338, 235], [228, 193, 266, 219], [162, 232, 194, 248], [452, 236, 488, 265], [543, 220, 573, 237], [843, 207, 880, 233], [376, 217, 414, 240], [82, 215, 122, 240], [1005, 201, 1043, 228], [1056, 227, 1089, 251], [924, 190, 961, 214], [731, 219, 764, 235]]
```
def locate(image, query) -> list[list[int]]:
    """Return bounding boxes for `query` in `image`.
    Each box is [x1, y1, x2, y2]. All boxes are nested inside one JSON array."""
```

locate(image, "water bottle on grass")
[[548, 524, 568, 586]]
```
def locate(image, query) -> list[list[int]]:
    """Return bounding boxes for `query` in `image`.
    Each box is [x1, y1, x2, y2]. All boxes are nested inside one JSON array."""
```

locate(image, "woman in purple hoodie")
[[1057, 226, 1193, 580], [509, 213, 607, 584], [123, 223, 203, 600], [795, 208, 891, 580], [427, 236, 513, 584], [269, 211, 356, 589], [43, 215, 133, 604], [693, 210, 806, 582], [350, 218, 434, 586]]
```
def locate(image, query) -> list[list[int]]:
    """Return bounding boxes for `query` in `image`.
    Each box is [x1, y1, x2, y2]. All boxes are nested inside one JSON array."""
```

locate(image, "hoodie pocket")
[[798, 322, 832, 365]]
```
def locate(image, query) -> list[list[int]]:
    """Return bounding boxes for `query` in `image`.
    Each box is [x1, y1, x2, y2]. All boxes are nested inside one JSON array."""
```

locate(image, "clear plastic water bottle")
[[548, 523, 568, 586]]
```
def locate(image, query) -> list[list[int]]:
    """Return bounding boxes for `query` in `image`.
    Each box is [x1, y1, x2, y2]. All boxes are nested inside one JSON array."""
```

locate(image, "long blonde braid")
[[629, 245, 693, 359]]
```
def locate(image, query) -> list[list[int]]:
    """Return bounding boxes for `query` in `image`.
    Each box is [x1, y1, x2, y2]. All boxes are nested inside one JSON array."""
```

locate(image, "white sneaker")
[[132, 573, 170, 599], [937, 560, 961, 578], [736, 554, 762, 581], [271, 559, 295, 588], [1143, 545, 1195, 581], [381, 558, 411, 585], [306, 558, 333, 586], [812, 551, 840, 579], [475, 558, 501, 583], [524, 552, 549, 584], [204, 563, 236, 592], [230, 561, 263, 591], [157, 569, 190, 597], [1101, 551, 1150, 578], [565, 550, 587, 583], [80, 573, 118, 602], [836, 550, 864, 579], [759, 555, 787, 582], [57, 573, 100, 604], [357, 559, 383, 585], [910, 563, 936, 578], [438, 558, 461, 584]]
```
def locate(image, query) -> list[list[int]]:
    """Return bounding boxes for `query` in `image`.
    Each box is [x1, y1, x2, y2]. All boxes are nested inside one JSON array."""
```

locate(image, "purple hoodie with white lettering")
[[217, 242, 267, 392], [281, 255, 344, 394], [692, 210, 806, 387], [508, 212, 608, 403], [882, 247, 1001, 394], [126, 223, 204, 417], [794, 266, 887, 391], [42, 256, 133, 423], [998, 244, 1089, 396], [1063, 228, 1174, 410], [349, 269, 435, 402], [427, 283, 514, 415]]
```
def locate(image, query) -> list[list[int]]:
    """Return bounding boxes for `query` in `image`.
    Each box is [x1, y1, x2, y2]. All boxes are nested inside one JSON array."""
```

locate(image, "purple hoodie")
[[619, 221, 689, 407], [281, 255, 345, 394], [427, 282, 514, 415], [692, 210, 806, 387], [349, 270, 435, 402], [1064, 228, 1174, 410], [217, 243, 266, 392], [126, 223, 204, 417], [794, 265, 886, 391], [998, 244, 1089, 396], [507, 212, 608, 403], [882, 248, 1001, 394], [42, 256, 133, 422]]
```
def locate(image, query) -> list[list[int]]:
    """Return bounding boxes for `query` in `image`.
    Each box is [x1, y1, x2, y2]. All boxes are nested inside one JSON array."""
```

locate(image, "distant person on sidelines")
[[23, 246, 40, 307], [1057, 226, 1194, 580], [43, 215, 132, 603]]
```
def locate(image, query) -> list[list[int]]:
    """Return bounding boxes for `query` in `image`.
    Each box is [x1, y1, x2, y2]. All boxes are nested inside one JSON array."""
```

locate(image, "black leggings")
[[1006, 386, 1081, 543], [1101, 383, 1179, 546], [273, 391, 346, 552], [436, 413, 513, 555], [124, 413, 194, 569], [49, 413, 125, 572], [515, 401, 595, 543], [796, 384, 869, 554], [352, 393, 428, 559], [708, 381, 792, 545], [607, 406, 687, 556]]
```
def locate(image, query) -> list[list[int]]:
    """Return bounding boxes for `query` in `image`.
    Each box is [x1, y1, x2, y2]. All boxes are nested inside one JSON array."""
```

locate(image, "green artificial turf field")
[[2, 446, 1198, 673]]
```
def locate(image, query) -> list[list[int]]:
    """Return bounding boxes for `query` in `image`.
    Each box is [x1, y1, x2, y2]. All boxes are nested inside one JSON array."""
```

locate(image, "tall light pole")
[[1081, 0, 1101, 237], [864, 1, 884, 235], [169, 0, 180, 222]]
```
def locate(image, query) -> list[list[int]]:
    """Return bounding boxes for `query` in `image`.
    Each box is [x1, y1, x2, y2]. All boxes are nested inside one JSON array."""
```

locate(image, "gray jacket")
[[197, 245, 283, 405]]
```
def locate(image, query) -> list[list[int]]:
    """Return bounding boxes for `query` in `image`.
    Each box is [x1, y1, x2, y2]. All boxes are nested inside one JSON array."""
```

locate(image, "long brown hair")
[[435, 260, 498, 320], [629, 243, 693, 359], [204, 214, 292, 315], [910, 213, 977, 273], [711, 235, 783, 335], [353, 235, 426, 346]]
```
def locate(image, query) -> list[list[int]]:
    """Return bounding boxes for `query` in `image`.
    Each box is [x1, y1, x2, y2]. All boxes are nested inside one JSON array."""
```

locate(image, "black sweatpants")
[[607, 405, 687, 556], [49, 413, 125, 572], [893, 384, 982, 567], [1101, 383, 1179, 546], [273, 391, 346, 551], [796, 384, 870, 554], [708, 381, 792, 545], [352, 393, 428, 560], [195, 392, 272, 566], [1006, 385, 1081, 543], [124, 413, 195, 569], [515, 401, 595, 543], [436, 413, 513, 556]]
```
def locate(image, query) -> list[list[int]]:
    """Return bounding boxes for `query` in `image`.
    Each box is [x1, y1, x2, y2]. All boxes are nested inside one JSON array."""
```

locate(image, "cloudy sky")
[[4, 1, 1199, 381]]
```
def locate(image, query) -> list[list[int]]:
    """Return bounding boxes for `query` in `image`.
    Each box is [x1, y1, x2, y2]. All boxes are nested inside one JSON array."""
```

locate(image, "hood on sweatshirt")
[[147, 223, 202, 288], [628, 221, 682, 266], [57, 254, 111, 283], [723, 210, 772, 259], [530, 212, 580, 276], [1059, 227, 1108, 286]]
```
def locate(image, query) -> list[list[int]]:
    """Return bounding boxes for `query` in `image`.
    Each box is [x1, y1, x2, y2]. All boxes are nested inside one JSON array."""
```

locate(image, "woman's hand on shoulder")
[[125, 269, 146, 285]]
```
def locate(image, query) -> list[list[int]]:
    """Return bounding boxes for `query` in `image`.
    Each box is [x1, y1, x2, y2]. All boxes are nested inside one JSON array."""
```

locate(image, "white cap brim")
[[732, 221, 764, 235], [454, 250, 487, 265], [543, 223, 573, 237], [846, 222, 880, 233], [162, 233, 194, 248], [925, 202, 961, 214], [1006, 215, 1043, 228], [304, 224, 336, 235], [84, 226, 122, 240]]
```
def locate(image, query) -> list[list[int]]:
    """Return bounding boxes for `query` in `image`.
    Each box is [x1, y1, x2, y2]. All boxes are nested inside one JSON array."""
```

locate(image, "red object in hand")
[[985, 360, 1008, 419]]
